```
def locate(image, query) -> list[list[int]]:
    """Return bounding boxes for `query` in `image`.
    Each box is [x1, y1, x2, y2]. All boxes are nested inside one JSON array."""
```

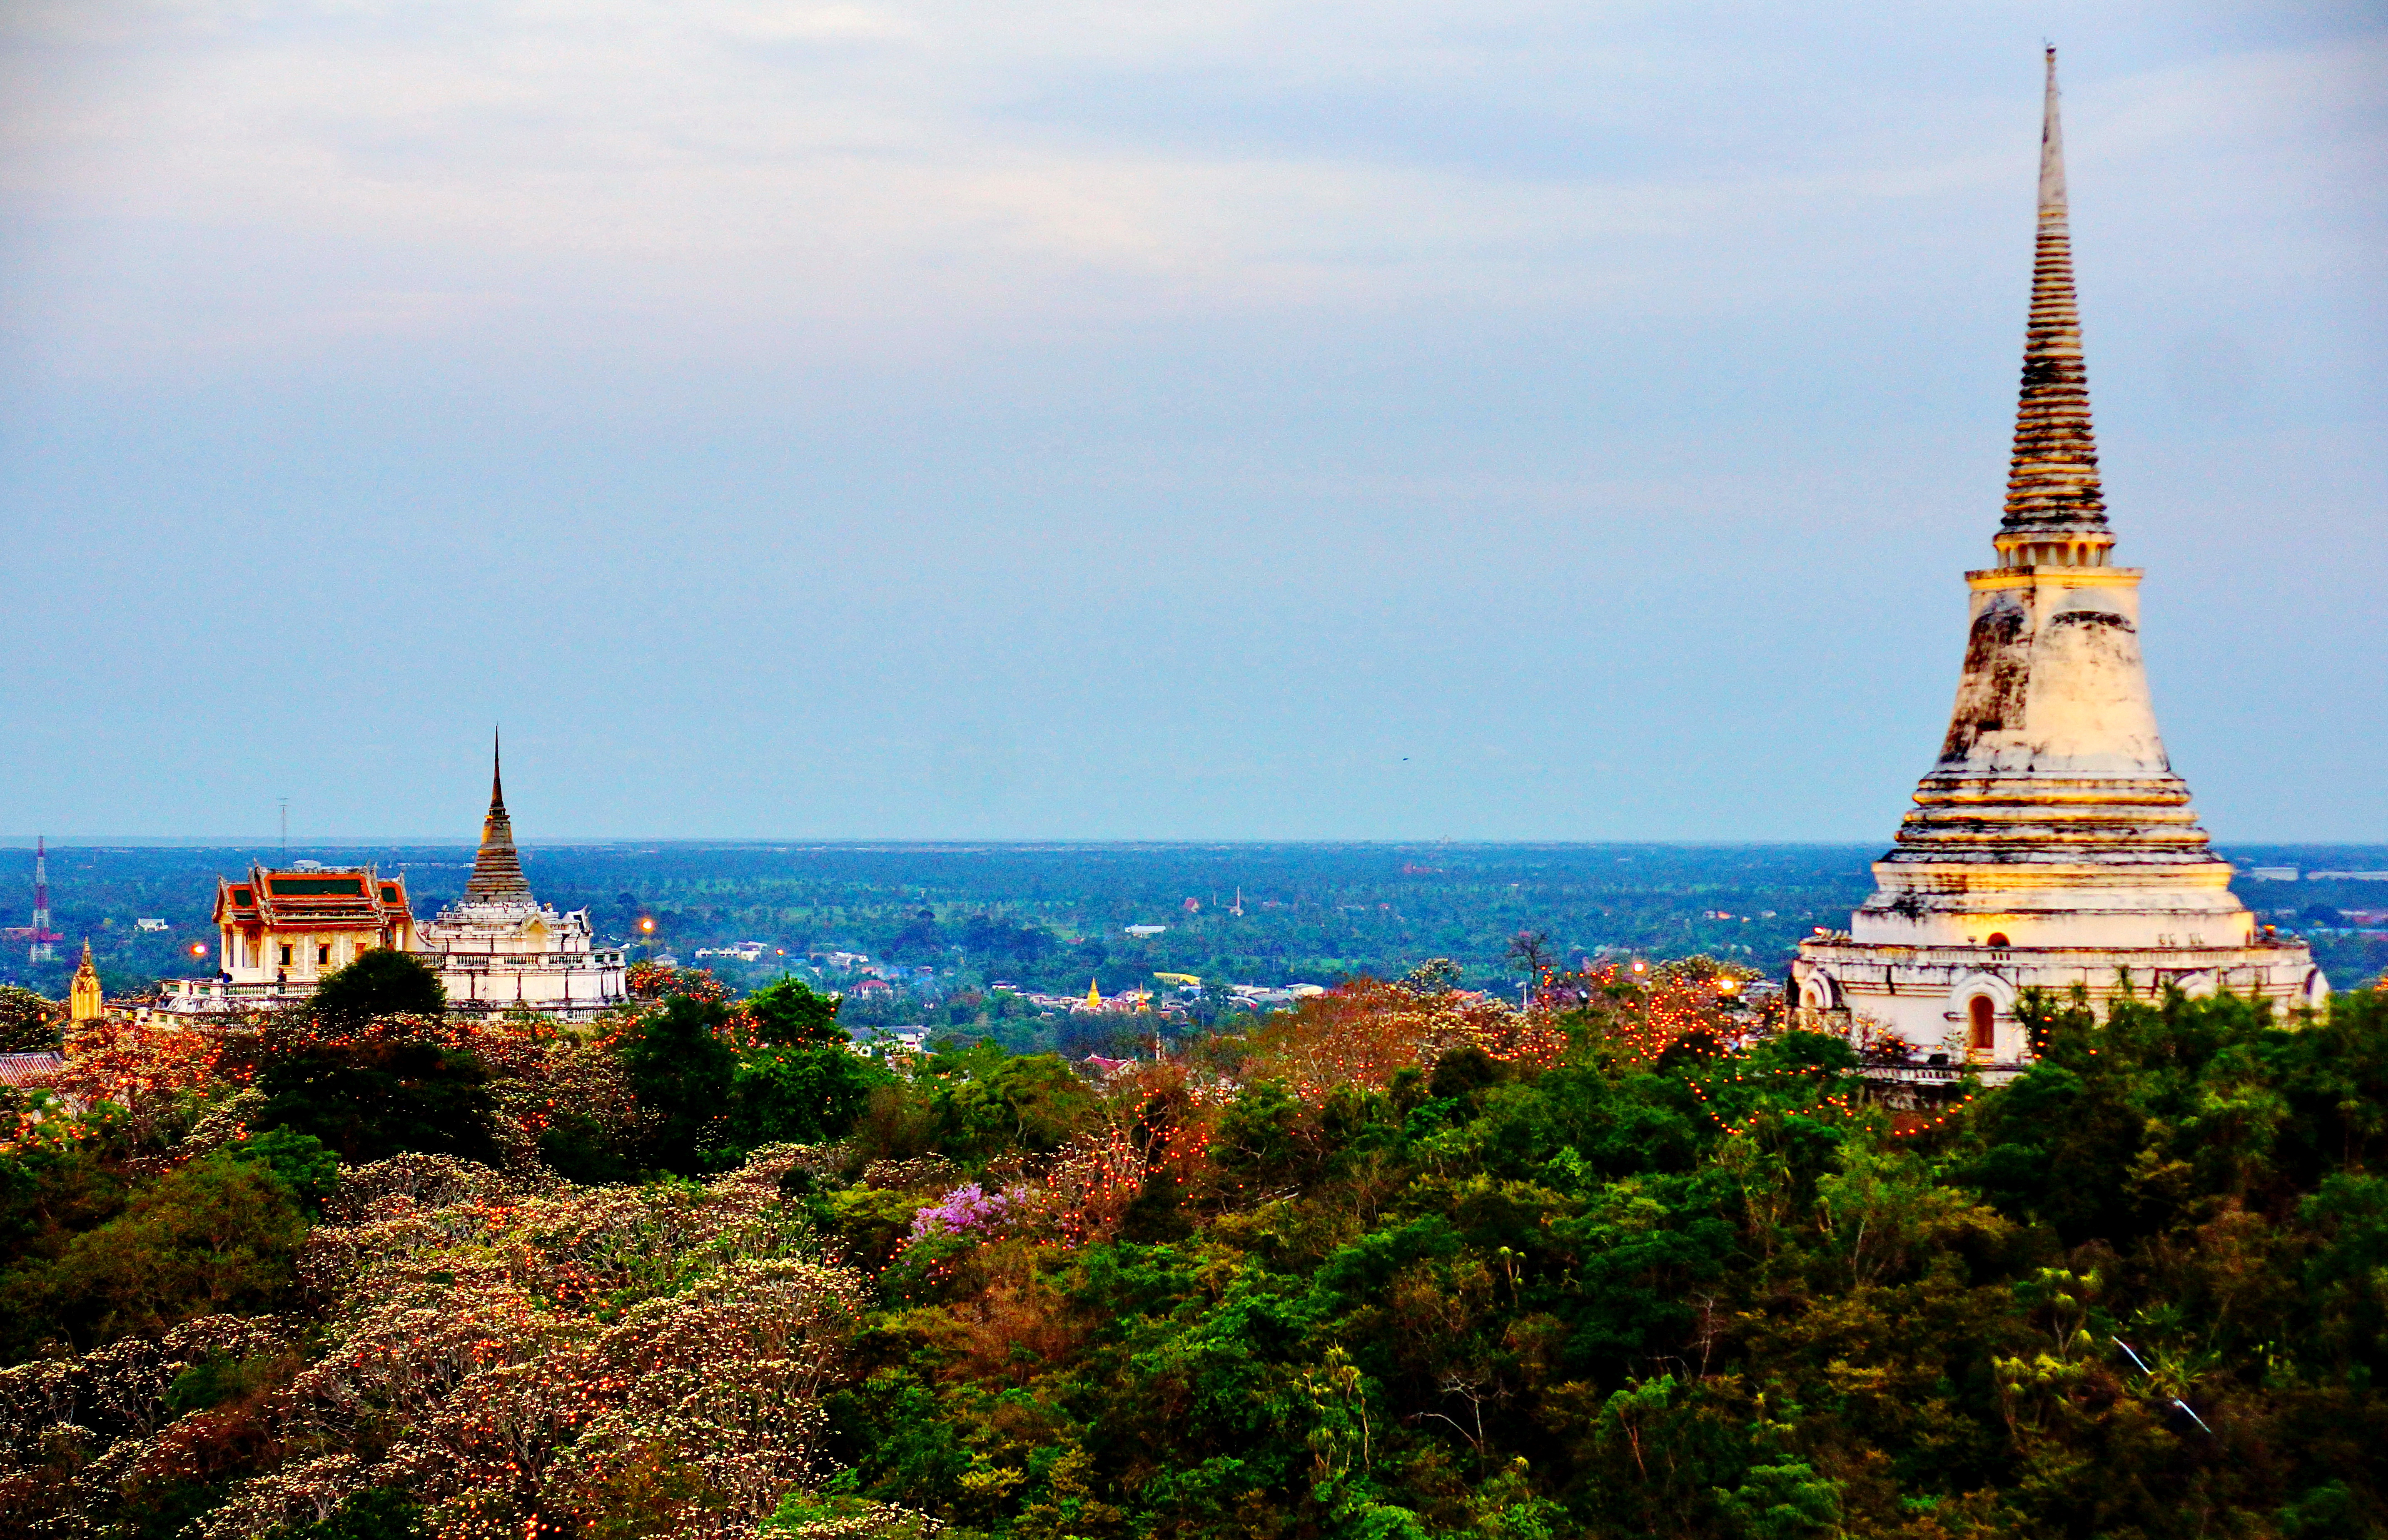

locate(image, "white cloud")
[[9, 0, 2371, 371]]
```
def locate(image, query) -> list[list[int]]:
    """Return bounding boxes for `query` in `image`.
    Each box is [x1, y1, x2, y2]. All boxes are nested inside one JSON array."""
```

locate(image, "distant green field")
[[5, 842, 2381, 1032]]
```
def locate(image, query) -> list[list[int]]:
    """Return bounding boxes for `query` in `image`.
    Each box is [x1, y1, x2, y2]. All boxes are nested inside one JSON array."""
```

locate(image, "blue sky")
[[2, 1, 2381, 841]]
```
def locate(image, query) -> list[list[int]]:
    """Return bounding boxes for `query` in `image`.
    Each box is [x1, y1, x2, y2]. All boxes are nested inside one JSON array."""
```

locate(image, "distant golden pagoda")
[[1084, 977, 1104, 1010], [69, 939, 104, 1024], [1791, 50, 2324, 1072]]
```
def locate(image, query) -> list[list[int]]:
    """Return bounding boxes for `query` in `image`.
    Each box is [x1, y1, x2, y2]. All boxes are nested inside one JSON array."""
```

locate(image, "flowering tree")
[[1543, 958, 1768, 1067], [624, 962, 728, 1004], [905, 1182, 1026, 1244], [1037, 1129, 1150, 1246], [207, 1012, 640, 1179], [204, 1147, 869, 1540], [0, 985, 60, 1052], [0, 1313, 296, 1531], [34, 1015, 224, 1151], [1227, 979, 1548, 1106]]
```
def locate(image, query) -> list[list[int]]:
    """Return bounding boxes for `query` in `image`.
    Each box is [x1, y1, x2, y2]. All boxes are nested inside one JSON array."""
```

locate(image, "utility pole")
[[279, 798, 289, 855]]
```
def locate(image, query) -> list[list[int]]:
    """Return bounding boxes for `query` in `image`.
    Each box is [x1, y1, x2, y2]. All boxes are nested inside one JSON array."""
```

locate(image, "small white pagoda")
[[1790, 50, 2326, 1075], [416, 737, 626, 1019]]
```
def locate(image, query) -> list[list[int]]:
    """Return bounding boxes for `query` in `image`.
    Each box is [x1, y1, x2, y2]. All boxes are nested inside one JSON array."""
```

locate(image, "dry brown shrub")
[[1229, 979, 1549, 1106], [920, 1246, 1090, 1388]]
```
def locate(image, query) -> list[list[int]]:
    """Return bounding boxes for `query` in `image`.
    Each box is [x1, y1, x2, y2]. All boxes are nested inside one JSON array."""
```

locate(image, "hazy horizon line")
[[5, 836, 2385, 853]]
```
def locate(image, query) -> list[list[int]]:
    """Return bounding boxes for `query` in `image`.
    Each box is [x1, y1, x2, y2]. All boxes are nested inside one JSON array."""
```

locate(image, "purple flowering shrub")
[[885, 1181, 1037, 1295], [905, 1181, 1029, 1243]]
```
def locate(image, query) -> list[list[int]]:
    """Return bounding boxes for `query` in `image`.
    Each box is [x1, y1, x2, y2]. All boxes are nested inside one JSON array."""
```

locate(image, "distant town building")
[[1790, 52, 2324, 1076], [1124, 925, 1167, 938], [134, 918, 170, 932], [415, 738, 627, 1019], [2248, 867, 2300, 881]]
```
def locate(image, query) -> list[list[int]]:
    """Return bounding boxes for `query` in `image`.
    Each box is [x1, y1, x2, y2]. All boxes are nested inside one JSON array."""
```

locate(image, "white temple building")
[[1790, 51, 2326, 1075], [416, 739, 627, 1019]]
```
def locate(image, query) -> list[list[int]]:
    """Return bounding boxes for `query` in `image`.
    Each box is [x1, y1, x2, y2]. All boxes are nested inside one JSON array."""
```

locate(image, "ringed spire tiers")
[[1998, 45, 2111, 561], [464, 730, 534, 903], [1789, 50, 2323, 1074]]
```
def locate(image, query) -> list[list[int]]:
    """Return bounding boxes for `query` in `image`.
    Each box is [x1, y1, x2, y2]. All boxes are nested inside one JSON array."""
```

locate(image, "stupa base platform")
[[1793, 937, 2326, 1064]]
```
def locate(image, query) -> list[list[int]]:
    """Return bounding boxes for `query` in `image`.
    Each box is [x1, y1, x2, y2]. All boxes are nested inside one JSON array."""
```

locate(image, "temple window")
[[279, 944, 293, 966], [1968, 995, 1996, 1053], [1987, 932, 2009, 947]]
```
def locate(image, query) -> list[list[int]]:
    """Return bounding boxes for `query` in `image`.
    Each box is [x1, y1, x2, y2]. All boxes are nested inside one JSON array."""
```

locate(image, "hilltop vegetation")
[[2, 956, 2385, 1538]]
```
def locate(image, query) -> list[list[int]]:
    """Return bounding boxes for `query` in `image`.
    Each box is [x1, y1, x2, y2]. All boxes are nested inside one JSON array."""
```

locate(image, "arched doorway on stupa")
[[1967, 995, 1996, 1055]]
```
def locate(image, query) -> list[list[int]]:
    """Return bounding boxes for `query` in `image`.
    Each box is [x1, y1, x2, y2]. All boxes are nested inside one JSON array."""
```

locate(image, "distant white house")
[[1225, 982, 1324, 1007], [1124, 924, 1167, 938], [2249, 867, 2300, 881], [135, 918, 171, 932], [851, 1026, 927, 1058]]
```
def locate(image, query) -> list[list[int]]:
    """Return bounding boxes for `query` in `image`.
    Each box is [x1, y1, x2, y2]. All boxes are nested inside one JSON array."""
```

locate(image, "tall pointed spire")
[[464, 728, 535, 902], [70, 938, 104, 1024], [1790, 47, 2326, 1060], [1999, 45, 2109, 553]]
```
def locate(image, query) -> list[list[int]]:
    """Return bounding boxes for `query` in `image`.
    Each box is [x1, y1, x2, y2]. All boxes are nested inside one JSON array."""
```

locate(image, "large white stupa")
[[416, 737, 627, 1019], [1790, 50, 2325, 1074]]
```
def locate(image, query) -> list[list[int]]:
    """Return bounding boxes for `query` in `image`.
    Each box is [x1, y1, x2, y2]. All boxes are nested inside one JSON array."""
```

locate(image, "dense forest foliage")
[[3, 954, 2385, 1538]]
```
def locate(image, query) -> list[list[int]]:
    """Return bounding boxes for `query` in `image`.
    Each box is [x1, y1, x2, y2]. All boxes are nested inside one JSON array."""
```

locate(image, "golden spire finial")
[[70, 939, 104, 1024]]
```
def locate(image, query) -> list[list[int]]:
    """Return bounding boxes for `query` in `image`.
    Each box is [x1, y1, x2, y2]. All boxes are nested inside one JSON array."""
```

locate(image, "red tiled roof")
[[0, 1052, 65, 1088], [215, 864, 413, 932]]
